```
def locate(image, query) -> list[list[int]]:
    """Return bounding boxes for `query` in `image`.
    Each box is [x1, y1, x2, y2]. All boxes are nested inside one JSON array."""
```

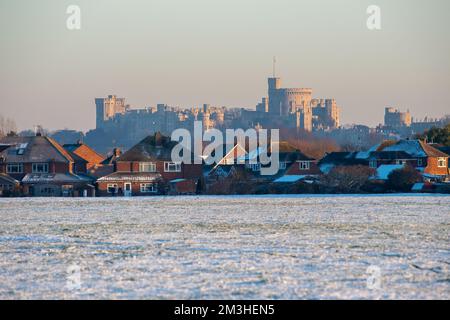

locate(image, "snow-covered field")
[[0, 195, 448, 300]]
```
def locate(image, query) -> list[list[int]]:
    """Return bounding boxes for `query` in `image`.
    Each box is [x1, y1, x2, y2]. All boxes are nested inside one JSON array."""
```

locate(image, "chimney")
[[155, 132, 163, 147], [49, 159, 56, 173], [113, 148, 121, 157]]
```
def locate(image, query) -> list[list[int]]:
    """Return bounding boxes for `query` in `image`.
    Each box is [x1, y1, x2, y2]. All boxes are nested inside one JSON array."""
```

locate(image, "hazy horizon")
[[1, 0, 449, 132]]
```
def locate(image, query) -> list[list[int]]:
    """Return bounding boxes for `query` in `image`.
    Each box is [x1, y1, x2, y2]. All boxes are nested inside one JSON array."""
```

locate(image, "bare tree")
[[0, 114, 17, 137]]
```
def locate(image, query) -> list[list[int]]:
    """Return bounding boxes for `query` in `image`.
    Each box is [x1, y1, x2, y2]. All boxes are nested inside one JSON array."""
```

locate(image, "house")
[[366, 151, 416, 169], [208, 141, 320, 184], [96, 133, 203, 196], [206, 143, 248, 182], [0, 134, 95, 197], [272, 143, 321, 184], [379, 140, 449, 181], [318, 152, 365, 174]]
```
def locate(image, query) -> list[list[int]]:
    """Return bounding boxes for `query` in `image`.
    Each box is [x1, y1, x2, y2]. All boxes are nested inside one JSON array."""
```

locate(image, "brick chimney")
[[49, 159, 56, 173], [113, 148, 121, 157]]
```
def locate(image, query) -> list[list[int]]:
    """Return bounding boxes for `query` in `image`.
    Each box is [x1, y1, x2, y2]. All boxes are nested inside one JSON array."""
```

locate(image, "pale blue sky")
[[0, 0, 449, 131]]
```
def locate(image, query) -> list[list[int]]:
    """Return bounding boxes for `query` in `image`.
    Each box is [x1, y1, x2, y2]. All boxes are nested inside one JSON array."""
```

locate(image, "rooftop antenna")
[[273, 56, 276, 77]]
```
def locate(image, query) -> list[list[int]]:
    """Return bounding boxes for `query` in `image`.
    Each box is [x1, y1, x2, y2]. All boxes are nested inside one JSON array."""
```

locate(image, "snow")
[[375, 164, 405, 180], [0, 195, 449, 300], [382, 140, 426, 157], [319, 163, 335, 174], [356, 143, 382, 159], [411, 183, 424, 191], [273, 175, 306, 183]]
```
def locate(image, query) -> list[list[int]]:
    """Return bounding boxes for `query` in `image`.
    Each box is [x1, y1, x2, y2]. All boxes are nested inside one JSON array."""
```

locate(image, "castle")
[[90, 76, 342, 152], [251, 77, 340, 132]]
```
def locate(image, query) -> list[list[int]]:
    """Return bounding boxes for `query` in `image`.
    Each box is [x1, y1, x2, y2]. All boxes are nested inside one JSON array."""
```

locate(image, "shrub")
[[322, 165, 376, 193], [386, 165, 422, 192]]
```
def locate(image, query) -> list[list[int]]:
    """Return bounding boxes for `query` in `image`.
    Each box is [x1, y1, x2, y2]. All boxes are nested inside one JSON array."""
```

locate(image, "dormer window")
[[32, 163, 48, 173], [299, 161, 310, 170], [164, 162, 181, 172]]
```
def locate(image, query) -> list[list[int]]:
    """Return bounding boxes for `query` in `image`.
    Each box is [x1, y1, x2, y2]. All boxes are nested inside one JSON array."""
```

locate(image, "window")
[[279, 162, 287, 170], [396, 160, 407, 165], [140, 183, 157, 193], [417, 158, 424, 167], [369, 160, 377, 168], [437, 158, 447, 168], [32, 163, 48, 173], [6, 163, 23, 174], [164, 162, 181, 172], [299, 161, 310, 170], [107, 184, 118, 193], [139, 162, 156, 172], [40, 187, 54, 195]]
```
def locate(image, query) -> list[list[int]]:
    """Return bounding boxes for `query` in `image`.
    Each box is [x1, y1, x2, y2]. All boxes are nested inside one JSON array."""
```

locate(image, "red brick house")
[[378, 140, 449, 181], [96, 133, 203, 196], [0, 134, 95, 197], [319, 139, 449, 182]]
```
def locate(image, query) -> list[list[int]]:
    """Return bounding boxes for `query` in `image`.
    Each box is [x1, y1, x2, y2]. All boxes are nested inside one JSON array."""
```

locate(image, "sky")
[[0, 0, 449, 131]]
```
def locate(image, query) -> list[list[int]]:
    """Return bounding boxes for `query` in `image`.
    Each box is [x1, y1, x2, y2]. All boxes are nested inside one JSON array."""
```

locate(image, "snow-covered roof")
[[355, 143, 382, 159], [375, 164, 405, 180], [319, 163, 335, 174], [411, 183, 425, 191], [273, 175, 307, 183], [382, 140, 426, 158], [237, 146, 267, 162]]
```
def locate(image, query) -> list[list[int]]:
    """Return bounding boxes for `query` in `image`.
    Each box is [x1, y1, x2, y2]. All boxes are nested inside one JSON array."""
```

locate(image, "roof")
[[411, 183, 425, 191], [436, 146, 450, 156], [273, 175, 308, 183], [101, 153, 119, 165], [380, 140, 448, 158], [169, 178, 187, 183], [368, 151, 414, 160], [0, 173, 19, 184], [375, 164, 405, 180], [319, 152, 365, 165], [97, 172, 162, 182], [238, 143, 313, 163], [418, 141, 449, 158], [21, 173, 91, 184], [0, 136, 73, 163], [63, 142, 105, 163], [0, 144, 11, 153], [355, 143, 382, 159], [118, 133, 200, 163]]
